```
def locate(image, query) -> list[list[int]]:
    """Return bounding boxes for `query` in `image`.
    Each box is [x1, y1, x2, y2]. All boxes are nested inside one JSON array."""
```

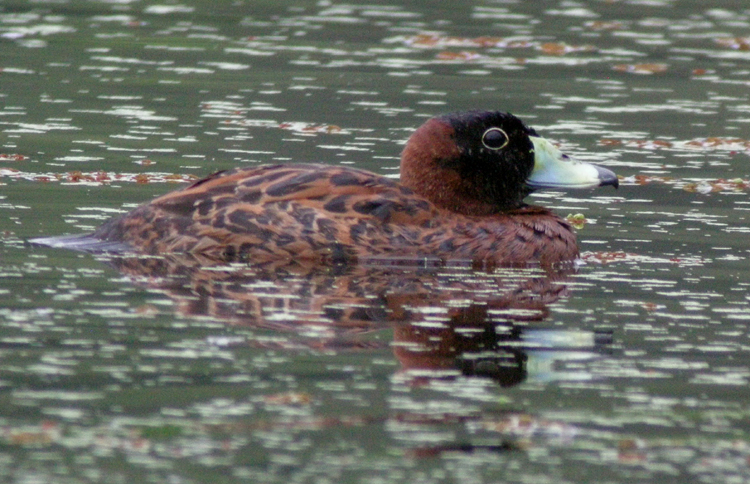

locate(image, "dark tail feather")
[[28, 234, 132, 253]]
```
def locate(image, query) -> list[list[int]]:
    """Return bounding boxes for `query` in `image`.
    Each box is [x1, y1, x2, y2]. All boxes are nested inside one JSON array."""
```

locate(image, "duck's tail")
[[28, 234, 132, 253]]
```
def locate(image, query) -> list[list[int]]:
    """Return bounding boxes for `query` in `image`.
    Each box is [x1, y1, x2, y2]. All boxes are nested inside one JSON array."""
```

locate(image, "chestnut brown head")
[[400, 111, 618, 216]]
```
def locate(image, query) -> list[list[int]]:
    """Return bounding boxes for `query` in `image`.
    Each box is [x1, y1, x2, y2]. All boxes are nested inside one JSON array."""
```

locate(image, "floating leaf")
[[584, 21, 625, 30], [566, 213, 587, 229], [538, 42, 596, 55], [436, 51, 482, 61], [612, 63, 668, 74], [0, 154, 28, 161], [714, 37, 750, 50]]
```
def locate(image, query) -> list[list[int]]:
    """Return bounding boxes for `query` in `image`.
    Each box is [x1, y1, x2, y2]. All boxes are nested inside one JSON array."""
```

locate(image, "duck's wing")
[[74, 164, 438, 260], [150, 163, 438, 226]]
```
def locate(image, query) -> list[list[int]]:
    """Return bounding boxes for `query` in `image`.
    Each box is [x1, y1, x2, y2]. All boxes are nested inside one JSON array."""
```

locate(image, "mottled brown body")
[[93, 163, 577, 266], [34, 110, 617, 266]]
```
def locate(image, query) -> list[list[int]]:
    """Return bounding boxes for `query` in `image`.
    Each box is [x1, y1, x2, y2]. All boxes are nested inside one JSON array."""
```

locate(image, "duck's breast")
[[415, 207, 579, 266]]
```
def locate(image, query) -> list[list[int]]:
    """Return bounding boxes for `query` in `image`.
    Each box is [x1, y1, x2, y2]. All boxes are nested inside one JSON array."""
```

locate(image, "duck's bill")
[[527, 136, 618, 190]]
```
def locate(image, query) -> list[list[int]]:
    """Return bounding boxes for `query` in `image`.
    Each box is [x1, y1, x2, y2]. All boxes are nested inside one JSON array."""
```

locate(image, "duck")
[[31, 110, 618, 267]]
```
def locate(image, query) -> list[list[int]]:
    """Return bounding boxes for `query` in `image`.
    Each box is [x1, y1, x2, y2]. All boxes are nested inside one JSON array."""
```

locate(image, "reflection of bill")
[[394, 310, 613, 388], [457, 329, 613, 386], [98, 253, 612, 388]]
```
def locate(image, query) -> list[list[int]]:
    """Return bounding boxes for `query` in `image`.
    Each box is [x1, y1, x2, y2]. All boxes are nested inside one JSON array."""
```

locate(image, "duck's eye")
[[481, 128, 509, 150]]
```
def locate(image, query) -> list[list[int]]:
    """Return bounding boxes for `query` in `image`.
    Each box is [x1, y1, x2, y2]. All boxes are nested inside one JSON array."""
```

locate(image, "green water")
[[2, 1, 750, 483]]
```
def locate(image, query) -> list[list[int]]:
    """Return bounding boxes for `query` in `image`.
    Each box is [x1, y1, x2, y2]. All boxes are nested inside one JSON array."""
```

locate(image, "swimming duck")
[[32, 110, 618, 266]]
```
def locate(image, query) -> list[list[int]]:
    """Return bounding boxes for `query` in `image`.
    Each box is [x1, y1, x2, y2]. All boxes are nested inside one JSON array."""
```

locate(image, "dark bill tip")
[[595, 165, 619, 189]]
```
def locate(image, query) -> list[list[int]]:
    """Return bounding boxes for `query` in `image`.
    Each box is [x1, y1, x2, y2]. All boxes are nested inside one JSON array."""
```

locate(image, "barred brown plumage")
[[31, 111, 618, 268]]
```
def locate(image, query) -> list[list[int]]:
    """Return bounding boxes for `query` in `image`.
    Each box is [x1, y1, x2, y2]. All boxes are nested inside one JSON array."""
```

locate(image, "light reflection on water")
[[2, 0, 750, 482]]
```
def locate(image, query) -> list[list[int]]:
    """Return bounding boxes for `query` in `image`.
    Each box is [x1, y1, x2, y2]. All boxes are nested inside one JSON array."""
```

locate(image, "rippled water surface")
[[3, 1, 750, 483]]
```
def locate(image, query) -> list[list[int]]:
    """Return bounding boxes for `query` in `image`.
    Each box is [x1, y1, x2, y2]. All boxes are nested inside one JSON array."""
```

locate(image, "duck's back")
[[90, 164, 440, 262]]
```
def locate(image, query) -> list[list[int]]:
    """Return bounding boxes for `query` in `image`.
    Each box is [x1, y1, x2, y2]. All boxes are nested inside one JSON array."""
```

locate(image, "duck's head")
[[400, 110, 618, 216]]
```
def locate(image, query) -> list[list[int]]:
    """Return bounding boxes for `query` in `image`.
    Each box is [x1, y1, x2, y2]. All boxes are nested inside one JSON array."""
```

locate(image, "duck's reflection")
[[103, 254, 611, 388]]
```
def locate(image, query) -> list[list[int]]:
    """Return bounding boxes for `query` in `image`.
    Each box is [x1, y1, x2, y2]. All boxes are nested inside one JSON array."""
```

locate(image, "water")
[[2, 1, 750, 482]]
